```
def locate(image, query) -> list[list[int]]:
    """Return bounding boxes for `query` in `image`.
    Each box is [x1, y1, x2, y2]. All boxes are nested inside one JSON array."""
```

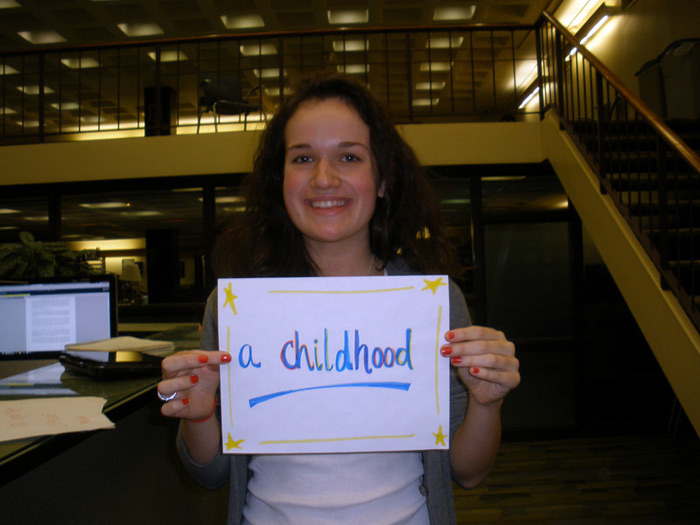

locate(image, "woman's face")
[[283, 98, 384, 253]]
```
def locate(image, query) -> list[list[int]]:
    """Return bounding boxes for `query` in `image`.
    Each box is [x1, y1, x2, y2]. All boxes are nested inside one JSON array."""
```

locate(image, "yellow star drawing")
[[432, 425, 447, 447], [422, 277, 447, 294], [225, 433, 245, 451], [222, 282, 238, 315]]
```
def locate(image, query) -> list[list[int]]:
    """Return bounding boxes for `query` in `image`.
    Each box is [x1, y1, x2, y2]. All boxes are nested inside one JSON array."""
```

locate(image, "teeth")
[[310, 200, 347, 208]]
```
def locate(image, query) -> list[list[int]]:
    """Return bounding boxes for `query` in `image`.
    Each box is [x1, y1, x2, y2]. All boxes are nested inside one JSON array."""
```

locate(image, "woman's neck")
[[309, 244, 380, 277]]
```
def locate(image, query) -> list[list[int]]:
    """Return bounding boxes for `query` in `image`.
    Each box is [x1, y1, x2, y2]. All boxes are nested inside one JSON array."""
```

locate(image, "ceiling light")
[[264, 86, 293, 97], [413, 98, 439, 107], [18, 30, 67, 45], [147, 50, 187, 62], [416, 81, 446, 91], [61, 57, 100, 69], [117, 23, 164, 37], [420, 62, 452, 72], [79, 202, 130, 209], [221, 14, 265, 30], [240, 43, 277, 56], [120, 211, 163, 217], [0, 1, 20, 8], [332, 40, 369, 52], [327, 9, 368, 25], [519, 86, 539, 108], [433, 6, 476, 22], [253, 68, 286, 79], [17, 85, 55, 95], [0, 208, 20, 214], [427, 36, 464, 49], [1, 107, 17, 114], [1, 64, 18, 75], [15, 119, 40, 127], [51, 102, 80, 110], [336, 64, 369, 74], [24, 216, 49, 221]]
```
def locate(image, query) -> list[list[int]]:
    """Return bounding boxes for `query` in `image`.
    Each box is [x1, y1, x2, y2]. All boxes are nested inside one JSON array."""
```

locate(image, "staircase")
[[571, 118, 700, 330]]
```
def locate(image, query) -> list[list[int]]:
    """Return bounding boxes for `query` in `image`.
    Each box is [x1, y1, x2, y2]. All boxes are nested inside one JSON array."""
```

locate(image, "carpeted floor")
[[453, 433, 700, 523]]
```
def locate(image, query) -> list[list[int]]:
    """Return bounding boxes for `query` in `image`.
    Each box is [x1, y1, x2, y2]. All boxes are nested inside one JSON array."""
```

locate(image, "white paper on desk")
[[0, 397, 115, 443], [218, 275, 450, 454]]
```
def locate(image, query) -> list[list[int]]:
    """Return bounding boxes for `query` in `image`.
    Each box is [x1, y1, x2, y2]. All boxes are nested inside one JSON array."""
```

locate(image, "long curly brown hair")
[[212, 74, 458, 278]]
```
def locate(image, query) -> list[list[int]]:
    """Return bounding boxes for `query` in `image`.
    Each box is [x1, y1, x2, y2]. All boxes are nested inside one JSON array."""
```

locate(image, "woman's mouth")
[[308, 199, 349, 209]]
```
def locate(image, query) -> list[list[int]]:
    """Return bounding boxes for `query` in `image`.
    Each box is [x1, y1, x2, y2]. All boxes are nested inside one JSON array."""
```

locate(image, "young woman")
[[157, 75, 520, 524]]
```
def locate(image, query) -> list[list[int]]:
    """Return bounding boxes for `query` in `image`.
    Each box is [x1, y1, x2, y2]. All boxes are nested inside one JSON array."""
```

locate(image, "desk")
[[0, 326, 227, 524]]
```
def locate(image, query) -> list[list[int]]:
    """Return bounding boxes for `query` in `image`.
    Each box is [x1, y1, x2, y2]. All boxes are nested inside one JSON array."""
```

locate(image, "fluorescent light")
[[221, 14, 265, 30], [580, 15, 610, 45], [0, 208, 20, 214], [336, 64, 369, 74], [416, 81, 446, 91], [240, 43, 277, 56], [519, 86, 540, 108], [1, 64, 18, 75], [18, 30, 66, 45], [117, 23, 164, 37], [427, 36, 464, 49], [120, 211, 163, 217], [413, 98, 439, 107], [50, 102, 80, 110], [79, 202, 131, 209], [332, 40, 369, 52], [420, 62, 452, 72], [1, 107, 17, 114], [147, 50, 188, 62], [17, 85, 55, 95], [61, 57, 100, 69], [433, 6, 476, 22], [327, 9, 368, 25], [0, 1, 20, 8], [253, 68, 286, 79], [264, 86, 293, 97]]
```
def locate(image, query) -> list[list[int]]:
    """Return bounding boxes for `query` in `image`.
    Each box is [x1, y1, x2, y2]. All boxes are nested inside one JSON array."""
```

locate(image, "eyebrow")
[[286, 141, 370, 152]]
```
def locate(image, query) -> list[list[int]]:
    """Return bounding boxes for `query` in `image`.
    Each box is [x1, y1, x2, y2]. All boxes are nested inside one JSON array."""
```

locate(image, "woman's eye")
[[341, 154, 360, 162], [291, 155, 312, 164]]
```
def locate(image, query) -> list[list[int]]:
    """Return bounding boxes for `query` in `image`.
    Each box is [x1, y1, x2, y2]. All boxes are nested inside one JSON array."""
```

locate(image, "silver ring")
[[157, 390, 177, 402]]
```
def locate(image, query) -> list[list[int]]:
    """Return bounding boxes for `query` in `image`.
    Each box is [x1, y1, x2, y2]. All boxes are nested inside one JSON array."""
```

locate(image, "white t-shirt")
[[242, 452, 429, 524]]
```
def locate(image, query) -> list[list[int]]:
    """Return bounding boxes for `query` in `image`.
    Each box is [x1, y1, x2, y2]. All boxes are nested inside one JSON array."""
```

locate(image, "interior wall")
[[579, 0, 700, 95]]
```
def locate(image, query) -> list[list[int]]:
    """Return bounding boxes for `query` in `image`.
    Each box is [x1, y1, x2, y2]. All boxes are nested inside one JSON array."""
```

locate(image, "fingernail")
[[198, 355, 208, 363], [190, 375, 199, 384], [182, 398, 190, 405], [471, 367, 480, 374], [451, 357, 462, 365], [221, 353, 232, 363], [440, 346, 452, 356], [446, 331, 455, 341]]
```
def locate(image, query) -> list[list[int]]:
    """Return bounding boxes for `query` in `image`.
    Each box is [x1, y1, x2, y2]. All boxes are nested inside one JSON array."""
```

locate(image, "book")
[[64, 336, 175, 363]]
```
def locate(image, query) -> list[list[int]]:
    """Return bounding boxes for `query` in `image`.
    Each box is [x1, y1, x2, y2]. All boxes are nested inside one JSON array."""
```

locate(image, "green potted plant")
[[0, 231, 96, 279]]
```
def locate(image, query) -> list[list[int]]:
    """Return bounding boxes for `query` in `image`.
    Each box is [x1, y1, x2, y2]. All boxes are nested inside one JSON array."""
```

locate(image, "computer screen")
[[0, 275, 117, 359]]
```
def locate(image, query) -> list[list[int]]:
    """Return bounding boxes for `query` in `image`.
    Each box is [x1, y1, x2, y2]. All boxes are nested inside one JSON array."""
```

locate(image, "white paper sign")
[[218, 275, 450, 454]]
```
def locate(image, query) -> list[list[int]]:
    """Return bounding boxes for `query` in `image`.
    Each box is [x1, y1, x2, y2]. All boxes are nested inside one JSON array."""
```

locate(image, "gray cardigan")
[[177, 260, 470, 524]]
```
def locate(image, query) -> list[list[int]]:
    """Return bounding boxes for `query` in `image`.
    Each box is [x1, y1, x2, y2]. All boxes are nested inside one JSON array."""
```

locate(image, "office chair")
[[197, 74, 264, 132]]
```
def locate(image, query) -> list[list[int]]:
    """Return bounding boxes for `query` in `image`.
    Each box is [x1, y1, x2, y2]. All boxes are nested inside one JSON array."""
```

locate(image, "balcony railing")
[[1, 24, 540, 143]]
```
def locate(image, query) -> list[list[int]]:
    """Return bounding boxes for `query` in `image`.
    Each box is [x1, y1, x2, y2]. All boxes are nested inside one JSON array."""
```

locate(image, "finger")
[[445, 326, 507, 343], [467, 366, 521, 390], [448, 352, 518, 371], [162, 351, 232, 378], [441, 339, 516, 360], [157, 373, 202, 399]]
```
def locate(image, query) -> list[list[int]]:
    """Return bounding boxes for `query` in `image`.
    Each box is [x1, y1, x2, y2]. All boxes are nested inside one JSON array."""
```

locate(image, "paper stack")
[[65, 336, 175, 363]]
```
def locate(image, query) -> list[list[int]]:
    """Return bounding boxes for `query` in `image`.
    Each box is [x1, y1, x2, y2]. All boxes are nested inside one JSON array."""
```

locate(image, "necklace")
[[367, 253, 376, 275]]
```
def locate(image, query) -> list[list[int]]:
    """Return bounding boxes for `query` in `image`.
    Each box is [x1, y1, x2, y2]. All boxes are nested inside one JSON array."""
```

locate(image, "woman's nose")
[[310, 159, 341, 188]]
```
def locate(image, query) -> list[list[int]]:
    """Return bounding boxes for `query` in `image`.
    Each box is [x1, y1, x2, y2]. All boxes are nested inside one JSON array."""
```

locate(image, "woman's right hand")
[[157, 350, 231, 420]]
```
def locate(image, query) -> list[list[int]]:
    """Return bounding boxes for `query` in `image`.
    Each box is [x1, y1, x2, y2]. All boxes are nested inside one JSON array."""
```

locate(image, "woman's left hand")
[[441, 326, 520, 406]]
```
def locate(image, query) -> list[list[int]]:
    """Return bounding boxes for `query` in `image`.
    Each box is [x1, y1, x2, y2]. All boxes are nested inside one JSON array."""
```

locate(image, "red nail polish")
[[182, 398, 190, 405], [221, 353, 232, 363], [471, 367, 480, 374], [190, 375, 199, 384], [451, 357, 462, 365], [446, 331, 455, 341], [198, 355, 208, 363], [441, 346, 452, 356]]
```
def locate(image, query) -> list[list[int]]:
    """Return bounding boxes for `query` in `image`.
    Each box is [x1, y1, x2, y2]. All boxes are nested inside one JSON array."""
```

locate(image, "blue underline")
[[249, 382, 411, 408]]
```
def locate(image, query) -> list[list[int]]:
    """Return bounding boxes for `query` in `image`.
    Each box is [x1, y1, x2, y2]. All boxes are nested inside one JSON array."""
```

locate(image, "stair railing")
[[538, 12, 700, 331]]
